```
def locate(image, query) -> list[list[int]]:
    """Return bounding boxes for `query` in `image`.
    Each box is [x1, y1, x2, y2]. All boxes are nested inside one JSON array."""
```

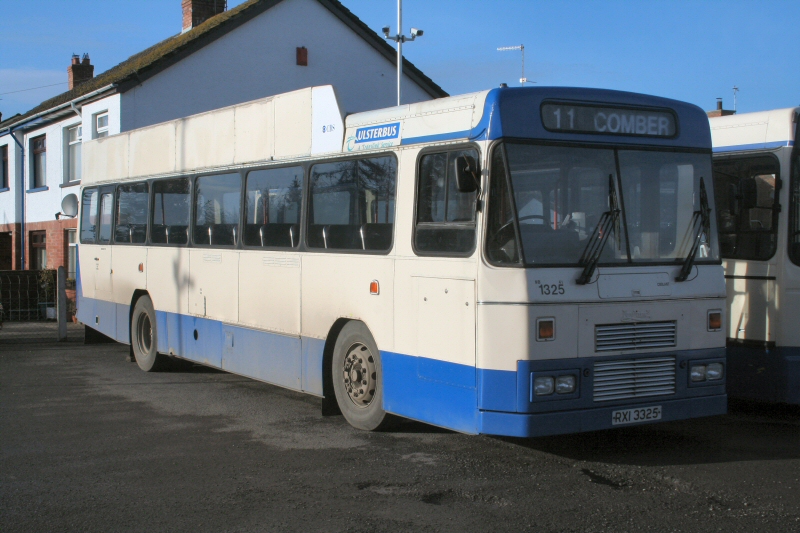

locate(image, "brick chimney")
[[68, 54, 94, 90], [707, 98, 735, 118], [182, 0, 227, 32]]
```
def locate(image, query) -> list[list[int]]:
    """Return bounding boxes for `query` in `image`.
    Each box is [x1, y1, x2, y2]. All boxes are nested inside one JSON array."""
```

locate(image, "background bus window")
[[244, 166, 303, 248], [194, 173, 241, 247], [713, 156, 780, 261], [307, 156, 397, 251], [151, 178, 190, 245], [97, 192, 114, 244], [114, 182, 149, 244], [80, 188, 98, 244], [790, 149, 800, 265], [415, 149, 478, 255]]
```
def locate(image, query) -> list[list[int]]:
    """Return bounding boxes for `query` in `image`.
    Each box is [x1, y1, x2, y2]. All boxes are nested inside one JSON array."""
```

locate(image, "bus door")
[[93, 186, 115, 336], [713, 155, 781, 343]]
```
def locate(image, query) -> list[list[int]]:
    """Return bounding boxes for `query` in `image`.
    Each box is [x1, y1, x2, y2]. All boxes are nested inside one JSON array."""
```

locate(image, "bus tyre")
[[332, 321, 396, 431], [131, 295, 168, 372]]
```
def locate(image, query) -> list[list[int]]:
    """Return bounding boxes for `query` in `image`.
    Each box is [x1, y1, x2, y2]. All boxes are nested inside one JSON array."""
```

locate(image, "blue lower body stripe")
[[727, 344, 800, 404], [76, 294, 727, 436]]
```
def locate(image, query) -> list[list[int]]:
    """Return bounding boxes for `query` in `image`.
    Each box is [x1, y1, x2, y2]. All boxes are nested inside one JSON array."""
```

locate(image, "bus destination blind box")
[[541, 102, 677, 138]]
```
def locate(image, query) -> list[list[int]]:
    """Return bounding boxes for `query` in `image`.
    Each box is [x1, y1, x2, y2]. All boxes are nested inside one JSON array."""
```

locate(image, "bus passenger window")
[[712, 155, 780, 261], [114, 182, 149, 244], [194, 173, 242, 247], [244, 166, 303, 248], [80, 188, 98, 244], [151, 178, 190, 245], [307, 156, 397, 251], [415, 149, 478, 255], [98, 192, 114, 244]]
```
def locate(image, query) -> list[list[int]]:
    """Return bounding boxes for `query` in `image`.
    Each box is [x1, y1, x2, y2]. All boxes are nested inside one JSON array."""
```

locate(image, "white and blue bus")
[[71, 85, 727, 437], [710, 107, 800, 404]]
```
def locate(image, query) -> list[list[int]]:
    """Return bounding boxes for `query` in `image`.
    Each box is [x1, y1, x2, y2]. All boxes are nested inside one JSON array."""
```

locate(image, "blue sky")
[[1, 0, 798, 119]]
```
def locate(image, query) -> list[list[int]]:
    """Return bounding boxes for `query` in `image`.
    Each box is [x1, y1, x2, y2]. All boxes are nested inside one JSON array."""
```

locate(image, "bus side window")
[[151, 178, 191, 245], [80, 188, 98, 244], [114, 182, 149, 245], [97, 192, 114, 245], [307, 156, 397, 251], [414, 148, 478, 255], [244, 166, 303, 248], [193, 173, 242, 247]]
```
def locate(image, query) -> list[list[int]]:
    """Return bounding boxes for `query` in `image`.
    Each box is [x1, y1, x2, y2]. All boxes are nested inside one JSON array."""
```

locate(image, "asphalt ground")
[[1, 322, 799, 533]]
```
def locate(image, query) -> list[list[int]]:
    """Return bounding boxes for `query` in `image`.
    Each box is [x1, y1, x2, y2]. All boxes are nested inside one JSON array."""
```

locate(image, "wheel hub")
[[342, 342, 376, 408]]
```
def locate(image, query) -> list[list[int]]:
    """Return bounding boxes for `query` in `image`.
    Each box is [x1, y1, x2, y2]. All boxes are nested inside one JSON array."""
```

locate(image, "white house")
[[0, 0, 445, 274]]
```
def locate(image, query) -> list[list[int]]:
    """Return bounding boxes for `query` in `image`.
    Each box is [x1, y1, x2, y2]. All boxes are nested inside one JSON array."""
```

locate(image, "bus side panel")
[[382, 350, 479, 434], [76, 247, 95, 326], [156, 311, 223, 367], [727, 345, 800, 404], [221, 326, 301, 391]]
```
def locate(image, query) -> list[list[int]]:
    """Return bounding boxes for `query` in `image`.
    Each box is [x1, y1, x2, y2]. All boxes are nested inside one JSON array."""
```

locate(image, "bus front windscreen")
[[493, 143, 718, 267]]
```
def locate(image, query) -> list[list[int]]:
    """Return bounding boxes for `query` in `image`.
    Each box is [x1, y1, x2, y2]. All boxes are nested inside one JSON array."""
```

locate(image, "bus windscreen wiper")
[[577, 174, 620, 285], [676, 177, 711, 282]]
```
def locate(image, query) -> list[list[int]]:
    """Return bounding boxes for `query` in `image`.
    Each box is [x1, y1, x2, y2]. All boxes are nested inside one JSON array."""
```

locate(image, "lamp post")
[[383, 0, 423, 106]]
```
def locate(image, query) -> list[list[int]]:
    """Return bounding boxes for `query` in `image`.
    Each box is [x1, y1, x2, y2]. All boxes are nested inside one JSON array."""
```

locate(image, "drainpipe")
[[8, 128, 25, 270]]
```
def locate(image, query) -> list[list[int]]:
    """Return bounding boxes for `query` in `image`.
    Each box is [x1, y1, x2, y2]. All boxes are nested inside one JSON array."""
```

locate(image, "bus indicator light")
[[537, 318, 555, 341], [370, 280, 380, 295], [707, 310, 722, 331], [138, 263, 144, 272]]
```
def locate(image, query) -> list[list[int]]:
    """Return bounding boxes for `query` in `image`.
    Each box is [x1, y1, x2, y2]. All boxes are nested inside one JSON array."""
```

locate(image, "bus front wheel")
[[332, 321, 396, 431], [131, 295, 168, 372]]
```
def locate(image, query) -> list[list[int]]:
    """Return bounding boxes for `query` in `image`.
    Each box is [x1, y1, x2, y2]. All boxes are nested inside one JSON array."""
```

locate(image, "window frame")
[[192, 170, 244, 249], [65, 123, 82, 183], [712, 152, 782, 262], [95, 112, 109, 138], [242, 163, 306, 251], [304, 151, 398, 256], [29, 230, 47, 270], [30, 135, 47, 189], [412, 143, 481, 258], [1, 144, 8, 190]]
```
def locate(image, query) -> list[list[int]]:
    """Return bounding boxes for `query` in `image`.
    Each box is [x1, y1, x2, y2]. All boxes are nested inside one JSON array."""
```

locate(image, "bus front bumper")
[[479, 394, 727, 438]]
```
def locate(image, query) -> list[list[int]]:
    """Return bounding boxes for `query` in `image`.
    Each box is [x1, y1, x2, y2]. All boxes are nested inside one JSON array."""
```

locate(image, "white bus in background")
[[71, 84, 727, 437], [710, 107, 800, 404]]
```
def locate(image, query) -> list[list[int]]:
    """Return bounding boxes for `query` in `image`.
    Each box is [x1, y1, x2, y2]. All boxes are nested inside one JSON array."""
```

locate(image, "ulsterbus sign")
[[541, 102, 677, 138], [347, 122, 402, 151]]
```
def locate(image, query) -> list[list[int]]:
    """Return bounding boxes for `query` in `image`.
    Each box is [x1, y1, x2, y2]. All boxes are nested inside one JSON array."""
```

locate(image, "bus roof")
[[83, 85, 714, 186], [710, 107, 799, 153]]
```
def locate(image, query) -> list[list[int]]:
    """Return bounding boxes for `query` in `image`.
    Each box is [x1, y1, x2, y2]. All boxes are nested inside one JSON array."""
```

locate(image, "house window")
[[67, 124, 82, 182], [67, 229, 77, 286], [30, 231, 47, 270], [31, 135, 46, 189], [95, 113, 109, 138], [1, 145, 8, 189]]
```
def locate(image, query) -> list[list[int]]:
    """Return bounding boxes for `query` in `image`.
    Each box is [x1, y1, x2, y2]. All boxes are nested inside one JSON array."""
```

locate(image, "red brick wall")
[[23, 219, 78, 271]]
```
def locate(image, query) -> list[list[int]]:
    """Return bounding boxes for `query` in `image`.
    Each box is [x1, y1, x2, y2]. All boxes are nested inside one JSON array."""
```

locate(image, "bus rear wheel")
[[131, 295, 168, 372], [332, 321, 396, 431]]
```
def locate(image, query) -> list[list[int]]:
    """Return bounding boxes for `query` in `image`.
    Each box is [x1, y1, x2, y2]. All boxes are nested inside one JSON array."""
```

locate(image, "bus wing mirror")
[[738, 178, 758, 210], [61, 193, 79, 217], [455, 155, 480, 193]]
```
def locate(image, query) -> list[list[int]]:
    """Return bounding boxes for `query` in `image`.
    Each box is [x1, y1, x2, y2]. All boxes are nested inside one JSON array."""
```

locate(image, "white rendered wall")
[[0, 134, 21, 225], [120, 0, 434, 131], [21, 94, 120, 224]]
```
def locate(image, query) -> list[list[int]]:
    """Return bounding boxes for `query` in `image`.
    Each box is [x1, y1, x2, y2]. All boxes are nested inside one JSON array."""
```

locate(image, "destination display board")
[[541, 102, 677, 138]]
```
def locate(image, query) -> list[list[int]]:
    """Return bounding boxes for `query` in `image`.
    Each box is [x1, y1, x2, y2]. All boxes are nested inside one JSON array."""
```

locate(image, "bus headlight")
[[534, 376, 554, 396], [690, 365, 706, 382], [707, 310, 722, 331], [706, 363, 724, 380], [556, 375, 576, 394]]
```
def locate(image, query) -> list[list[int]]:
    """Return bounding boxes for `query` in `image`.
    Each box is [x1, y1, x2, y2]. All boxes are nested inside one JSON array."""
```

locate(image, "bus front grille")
[[593, 356, 676, 402], [595, 321, 677, 352]]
